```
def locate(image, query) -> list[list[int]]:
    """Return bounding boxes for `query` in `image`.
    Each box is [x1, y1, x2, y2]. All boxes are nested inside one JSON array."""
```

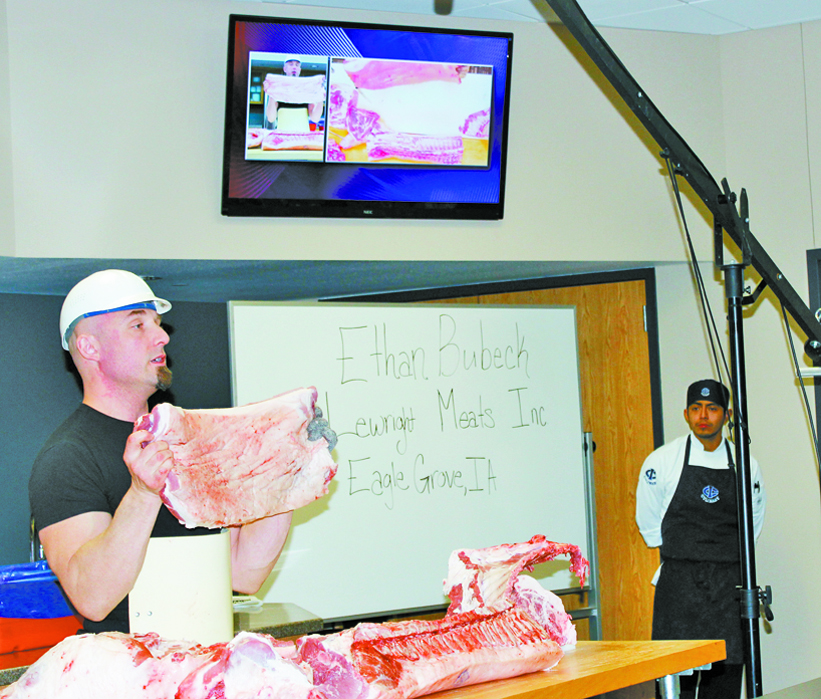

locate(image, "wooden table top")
[[427, 640, 727, 699]]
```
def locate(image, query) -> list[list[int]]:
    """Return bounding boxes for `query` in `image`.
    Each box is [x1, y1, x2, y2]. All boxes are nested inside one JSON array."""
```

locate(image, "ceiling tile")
[[689, 0, 821, 30], [592, 2, 749, 33], [578, 0, 681, 21]]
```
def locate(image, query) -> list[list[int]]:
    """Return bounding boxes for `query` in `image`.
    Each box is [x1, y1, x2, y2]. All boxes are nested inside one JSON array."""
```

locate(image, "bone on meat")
[[459, 109, 490, 139], [443, 534, 590, 615], [176, 632, 313, 699]]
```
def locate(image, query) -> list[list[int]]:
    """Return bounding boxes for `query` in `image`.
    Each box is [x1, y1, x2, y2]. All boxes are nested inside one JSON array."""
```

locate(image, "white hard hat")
[[59, 269, 171, 350], [283, 56, 301, 64]]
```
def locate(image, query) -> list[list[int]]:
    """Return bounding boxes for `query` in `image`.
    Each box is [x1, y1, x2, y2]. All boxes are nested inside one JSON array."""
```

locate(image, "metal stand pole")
[[724, 263, 763, 697]]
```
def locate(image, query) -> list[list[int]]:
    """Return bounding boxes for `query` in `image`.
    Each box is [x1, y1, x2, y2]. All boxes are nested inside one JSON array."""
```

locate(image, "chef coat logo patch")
[[644, 468, 657, 485], [701, 485, 720, 503]]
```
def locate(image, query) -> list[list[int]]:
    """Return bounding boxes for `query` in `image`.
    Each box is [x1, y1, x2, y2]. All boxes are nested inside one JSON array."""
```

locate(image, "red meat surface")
[[134, 387, 338, 528]]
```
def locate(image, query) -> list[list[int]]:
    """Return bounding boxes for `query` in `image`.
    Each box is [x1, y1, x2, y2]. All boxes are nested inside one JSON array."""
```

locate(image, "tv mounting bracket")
[[542, 1, 820, 696]]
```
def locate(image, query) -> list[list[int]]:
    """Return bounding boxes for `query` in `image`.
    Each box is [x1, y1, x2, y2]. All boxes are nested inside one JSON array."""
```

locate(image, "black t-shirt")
[[29, 404, 213, 632]]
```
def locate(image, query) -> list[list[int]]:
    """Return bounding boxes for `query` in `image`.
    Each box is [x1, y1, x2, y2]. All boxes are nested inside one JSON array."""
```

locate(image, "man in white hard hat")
[[28, 269, 295, 635]]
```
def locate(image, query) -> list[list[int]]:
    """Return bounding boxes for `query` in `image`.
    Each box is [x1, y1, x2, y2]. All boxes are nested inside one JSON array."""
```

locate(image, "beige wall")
[[3, 0, 719, 262], [0, 0, 14, 255], [4, 0, 821, 692]]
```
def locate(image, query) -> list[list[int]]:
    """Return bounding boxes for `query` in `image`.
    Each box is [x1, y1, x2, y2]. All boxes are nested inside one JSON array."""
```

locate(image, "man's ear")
[[74, 333, 100, 362], [725, 408, 733, 425]]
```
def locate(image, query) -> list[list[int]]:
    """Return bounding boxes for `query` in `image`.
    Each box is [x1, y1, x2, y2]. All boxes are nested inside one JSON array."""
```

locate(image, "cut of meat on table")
[[176, 632, 315, 699], [366, 133, 464, 164], [297, 609, 564, 699], [133, 387, 338, 529], [0, 632, 215, 699], [246, 128, 267, 148], [0, 537, 588, 699], [261, 132, 324, 151], [290, 536, 590, 699], [510, 574, 578, 648], [297, 636, 370, 699], [342, 105, 381, 146], [328, 81, 357, 129], [459, 109, 490, 139], [444, 535, 590, 615]]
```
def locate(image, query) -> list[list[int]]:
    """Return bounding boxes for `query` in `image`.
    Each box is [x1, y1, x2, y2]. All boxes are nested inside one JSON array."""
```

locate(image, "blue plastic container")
[[0, 561, 73, 619]]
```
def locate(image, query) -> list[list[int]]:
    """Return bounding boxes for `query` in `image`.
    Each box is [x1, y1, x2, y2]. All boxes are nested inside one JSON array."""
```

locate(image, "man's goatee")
[[156, 366, 173, 391]]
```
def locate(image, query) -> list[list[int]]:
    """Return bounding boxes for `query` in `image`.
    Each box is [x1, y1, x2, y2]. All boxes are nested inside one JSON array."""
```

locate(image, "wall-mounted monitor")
[[221, 14, 514, 220]]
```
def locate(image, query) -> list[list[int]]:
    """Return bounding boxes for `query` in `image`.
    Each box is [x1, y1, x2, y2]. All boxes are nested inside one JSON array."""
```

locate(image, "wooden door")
[[433, 279, 658, 672]]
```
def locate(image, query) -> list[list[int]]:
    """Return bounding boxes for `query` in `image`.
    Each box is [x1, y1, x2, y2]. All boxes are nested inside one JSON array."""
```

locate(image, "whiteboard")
[[229, 303, 588, 621]]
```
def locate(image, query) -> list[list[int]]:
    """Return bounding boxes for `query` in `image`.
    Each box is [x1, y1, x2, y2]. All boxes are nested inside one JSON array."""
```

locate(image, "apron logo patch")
[[644, 468, 657, 485], [701, 485, 720, 503]]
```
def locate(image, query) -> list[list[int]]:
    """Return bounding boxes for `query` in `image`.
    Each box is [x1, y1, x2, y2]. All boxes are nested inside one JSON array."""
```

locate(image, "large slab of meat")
[[443, 535, 589, 649], [291, 536, 588, 699], [134, 387, 338, 528], [261, 131, 324, 151], [1, 537, 588, 699], [297, 609, 563, 699], [262, 74, 326, 104], [0, 632, 214, 699], [341, 59, 465, 90], [366, 133, 464, 164]]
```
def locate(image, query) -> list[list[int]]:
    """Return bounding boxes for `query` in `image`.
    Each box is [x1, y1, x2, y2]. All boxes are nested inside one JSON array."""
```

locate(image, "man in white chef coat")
[[28, 269, 302, 636], [636, 379, 766, 699]]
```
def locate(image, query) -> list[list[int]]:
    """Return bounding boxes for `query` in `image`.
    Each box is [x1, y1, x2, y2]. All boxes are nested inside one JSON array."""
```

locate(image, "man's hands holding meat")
[[124, 430, 174, 496]]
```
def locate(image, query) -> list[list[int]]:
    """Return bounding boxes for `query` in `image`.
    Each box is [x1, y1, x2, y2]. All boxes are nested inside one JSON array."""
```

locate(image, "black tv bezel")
[[220, 14, 514, 221]]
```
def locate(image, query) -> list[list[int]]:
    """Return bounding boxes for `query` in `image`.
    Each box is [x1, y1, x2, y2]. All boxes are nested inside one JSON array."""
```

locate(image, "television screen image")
[[245, 52, 328, 163], [222, 15, 513, 220], [325, 58, 493, 167]]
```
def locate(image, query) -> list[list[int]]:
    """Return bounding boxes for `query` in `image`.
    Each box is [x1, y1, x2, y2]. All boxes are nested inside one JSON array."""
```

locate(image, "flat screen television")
[[221, 14, 514, 220]]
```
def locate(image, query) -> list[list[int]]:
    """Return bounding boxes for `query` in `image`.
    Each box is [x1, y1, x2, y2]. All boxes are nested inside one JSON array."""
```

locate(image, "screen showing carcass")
[[222, 15, 513, 220]]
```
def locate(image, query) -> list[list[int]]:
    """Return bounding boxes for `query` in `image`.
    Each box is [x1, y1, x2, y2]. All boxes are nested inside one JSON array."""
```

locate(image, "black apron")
[[652, 437, 744, 664]]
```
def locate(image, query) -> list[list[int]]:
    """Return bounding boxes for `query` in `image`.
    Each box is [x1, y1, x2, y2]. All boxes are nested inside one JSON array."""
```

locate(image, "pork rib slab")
[[298, 609, 563, 699], [134, 387, 338, 528]]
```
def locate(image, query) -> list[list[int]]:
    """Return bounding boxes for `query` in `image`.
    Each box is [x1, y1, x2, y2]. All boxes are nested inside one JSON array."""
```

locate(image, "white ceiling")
[[251, 0, 821, 35]]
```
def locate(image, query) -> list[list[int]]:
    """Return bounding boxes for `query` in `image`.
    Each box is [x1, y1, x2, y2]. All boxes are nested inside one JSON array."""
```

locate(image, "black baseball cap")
[[686, 379, 730, 410]]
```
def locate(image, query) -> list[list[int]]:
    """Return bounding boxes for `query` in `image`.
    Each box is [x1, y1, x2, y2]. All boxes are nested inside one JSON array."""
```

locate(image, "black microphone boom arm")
[[542, 0, 821, 363]]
